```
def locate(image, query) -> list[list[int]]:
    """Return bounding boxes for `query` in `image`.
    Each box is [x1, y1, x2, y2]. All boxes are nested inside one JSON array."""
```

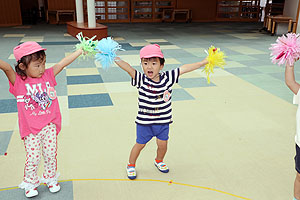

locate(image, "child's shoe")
[[40, 173, 61, 193], [25, 188, 38, 198], [47, 181, 60, 193], [19, 181, 39, 198], [154, 160, 169, 173], [127, 164, 137, 180]]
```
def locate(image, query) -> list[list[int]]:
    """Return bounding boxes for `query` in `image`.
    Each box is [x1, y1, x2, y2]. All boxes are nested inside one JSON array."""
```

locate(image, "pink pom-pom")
[[270, 33, 300, 66]]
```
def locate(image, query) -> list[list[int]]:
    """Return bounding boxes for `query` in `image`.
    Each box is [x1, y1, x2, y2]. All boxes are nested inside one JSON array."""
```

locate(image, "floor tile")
[[98, 67, 131, 83], [20, 36, 44, 42], [103, 82, 136, 93], [0, 99, 17, 113], [172, 88, 195, 101], [67, 83, 107, 95], [3, 34, 25, 37], [0, 131, 13, 155], [145, 39, 168, 42], [225, 67, 261, 75], [227, 45, 267, 55], [228, 54, 258, 62], [67, 75, 104, 85], [178, 77, 216, 88], [68, 93, 113, 108], [66, 68, 100, 76]]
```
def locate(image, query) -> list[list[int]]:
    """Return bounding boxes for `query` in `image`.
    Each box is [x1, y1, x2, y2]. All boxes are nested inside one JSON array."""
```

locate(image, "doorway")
[[19, 0, 47, 24]]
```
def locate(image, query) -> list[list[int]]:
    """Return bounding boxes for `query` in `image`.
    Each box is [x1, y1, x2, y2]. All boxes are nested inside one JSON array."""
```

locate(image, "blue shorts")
[[136, 124, 169, 144]]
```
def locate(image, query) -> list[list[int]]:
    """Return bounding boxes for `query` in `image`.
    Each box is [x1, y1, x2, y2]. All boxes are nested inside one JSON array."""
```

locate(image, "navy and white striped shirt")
[[131, 68, 180, 125]]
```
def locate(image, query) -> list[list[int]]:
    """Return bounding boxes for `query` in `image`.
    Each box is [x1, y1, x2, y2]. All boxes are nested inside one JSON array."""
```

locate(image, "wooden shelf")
[[216, 0, 260, 21], [131, 0, 176, 22], [154, 0, 176, 22], [131, 0, 153, 22], [82, 0, 176, 23], [84, 0, 130, 23]]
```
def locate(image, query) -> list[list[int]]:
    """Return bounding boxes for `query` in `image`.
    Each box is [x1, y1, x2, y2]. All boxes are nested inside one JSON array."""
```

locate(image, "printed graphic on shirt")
[[18, 82, 57, 115], [163, 90, 171, 102]]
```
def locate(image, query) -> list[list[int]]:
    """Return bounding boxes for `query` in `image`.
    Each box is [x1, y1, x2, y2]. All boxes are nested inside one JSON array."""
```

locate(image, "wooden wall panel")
[[176, 0, 217, 22], [0, 0, 22, 26], [47, 0, 76, 24], [48, 0, 76, 10]]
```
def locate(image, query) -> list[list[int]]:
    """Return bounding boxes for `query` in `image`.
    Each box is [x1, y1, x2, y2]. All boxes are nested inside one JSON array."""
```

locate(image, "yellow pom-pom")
[[203, 46, 226, 83]]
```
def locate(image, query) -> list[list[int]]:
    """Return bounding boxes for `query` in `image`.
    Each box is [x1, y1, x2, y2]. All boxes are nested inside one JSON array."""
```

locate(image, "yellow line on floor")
[[0, 179, 251, 199], [62, 178, 251, 200], [0, 187, 18, 191]]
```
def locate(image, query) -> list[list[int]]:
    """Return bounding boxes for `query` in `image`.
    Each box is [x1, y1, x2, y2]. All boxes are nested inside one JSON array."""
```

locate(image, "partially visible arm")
[[179, 58, 208, 75], [0, 59, 16, 85], [285, 63, 300, 95], [53, 49, 83, 76], [114, 57, 136, 79]]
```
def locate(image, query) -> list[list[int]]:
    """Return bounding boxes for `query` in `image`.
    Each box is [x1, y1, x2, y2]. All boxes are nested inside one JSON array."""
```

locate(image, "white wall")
[[283, 0, 298, 19], [277, 0, 299, 34]]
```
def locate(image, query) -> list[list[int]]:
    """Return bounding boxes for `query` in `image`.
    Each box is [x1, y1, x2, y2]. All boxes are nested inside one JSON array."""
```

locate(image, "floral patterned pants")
[[23, 123, 57, 184]]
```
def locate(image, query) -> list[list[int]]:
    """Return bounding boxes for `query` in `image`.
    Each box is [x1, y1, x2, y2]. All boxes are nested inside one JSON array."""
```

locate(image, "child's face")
[[141, 57, 164, 81], [25, 57, 46, 78]]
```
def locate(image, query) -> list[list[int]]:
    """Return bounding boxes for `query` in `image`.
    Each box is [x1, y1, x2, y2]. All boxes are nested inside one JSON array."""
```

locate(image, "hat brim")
[[17, 48, 47, 61], [141, 54, 164, 59]]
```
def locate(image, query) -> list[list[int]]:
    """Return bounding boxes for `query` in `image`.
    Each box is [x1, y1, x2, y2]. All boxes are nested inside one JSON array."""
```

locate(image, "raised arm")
[[179, 58, 208, 75], [285, 63, 300, 95], [53, 49, 83, 76], [0, 59, 16, 85], [114, 57, 136, 79]]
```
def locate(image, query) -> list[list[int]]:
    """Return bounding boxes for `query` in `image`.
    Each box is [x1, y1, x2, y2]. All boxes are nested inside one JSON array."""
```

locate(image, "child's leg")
[[19, 133, 42, 197], [154, 124, 169, 161], [154, 138, 169, 173], [41, 123, 58, 179], [155, 138, 168, 161], [129, 124, 153, 165], [22, 133, 42, 185], [153, 124, 169, 173], [295, 172, 300, 200], [129, 143, 146, 165], [40, 123, 60, 193]]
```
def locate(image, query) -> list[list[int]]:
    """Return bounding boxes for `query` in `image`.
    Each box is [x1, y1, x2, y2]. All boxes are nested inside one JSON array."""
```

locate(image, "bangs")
[[142, 57, 160, 62]]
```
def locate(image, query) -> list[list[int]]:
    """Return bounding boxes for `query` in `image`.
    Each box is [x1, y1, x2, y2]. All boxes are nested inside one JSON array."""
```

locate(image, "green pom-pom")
[[75, 32, 98, 59]]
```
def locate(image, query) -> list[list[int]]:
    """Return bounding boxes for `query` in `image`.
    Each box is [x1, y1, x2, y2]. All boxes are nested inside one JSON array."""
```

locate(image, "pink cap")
[[140, 44, 164, 59], [13, 41, 46, 61]]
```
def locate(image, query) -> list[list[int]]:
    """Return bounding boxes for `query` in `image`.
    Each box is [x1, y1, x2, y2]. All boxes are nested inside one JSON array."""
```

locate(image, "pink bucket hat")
[[140, 44, 164, 59], [13, 41, 46, 61]]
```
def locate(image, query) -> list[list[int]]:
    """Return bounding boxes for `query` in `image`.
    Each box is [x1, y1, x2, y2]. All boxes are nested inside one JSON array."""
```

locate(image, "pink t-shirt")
[[9, 68, 61, 139]]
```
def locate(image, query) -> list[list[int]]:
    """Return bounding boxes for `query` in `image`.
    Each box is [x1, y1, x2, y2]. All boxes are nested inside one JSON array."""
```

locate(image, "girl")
[[285, 62, 300, 200], [0, 41, 83, 198]]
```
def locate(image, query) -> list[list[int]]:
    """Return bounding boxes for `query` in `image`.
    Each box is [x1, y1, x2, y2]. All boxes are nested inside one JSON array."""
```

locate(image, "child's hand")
[[81, 48, 88, 56], [203, 58, 209, 65], [0, 59, 16, 84]]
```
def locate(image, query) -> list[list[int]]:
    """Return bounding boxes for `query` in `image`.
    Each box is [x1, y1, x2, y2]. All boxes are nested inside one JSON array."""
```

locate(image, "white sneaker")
[[154, 161, 169, 173], [126, 166, 137, 180], [25, 188, 38, 198], [40, 173, 61, 193], [47, 181, 60, 193]]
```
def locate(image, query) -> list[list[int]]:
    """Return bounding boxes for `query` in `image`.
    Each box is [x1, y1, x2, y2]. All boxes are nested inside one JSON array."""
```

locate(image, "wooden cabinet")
[[106, 0, 130, 22], [82, 0, 177, 23], [131, 0, 153, 22], [216, 0, 260, 21], [154, 0, 176, 22], [131, 0, 176, 22], [83, 0, 130, 23]]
